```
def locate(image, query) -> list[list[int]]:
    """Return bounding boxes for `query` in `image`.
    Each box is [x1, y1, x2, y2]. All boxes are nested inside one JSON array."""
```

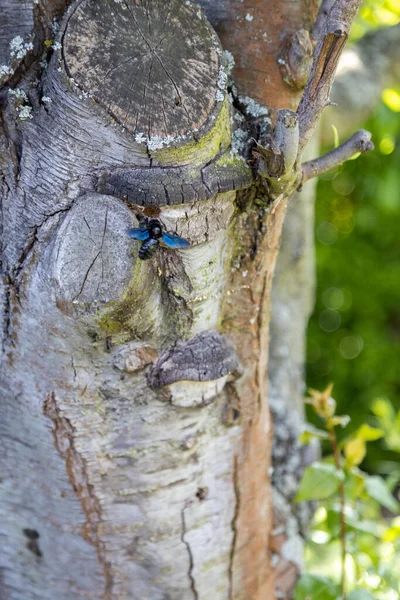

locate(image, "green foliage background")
[[301, 2, 400, 598], [306, 0, 400, 476]]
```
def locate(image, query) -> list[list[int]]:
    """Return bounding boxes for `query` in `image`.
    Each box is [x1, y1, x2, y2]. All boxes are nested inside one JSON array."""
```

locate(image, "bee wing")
[[127, 227, 150, 241], [161, 232, 190, 249]]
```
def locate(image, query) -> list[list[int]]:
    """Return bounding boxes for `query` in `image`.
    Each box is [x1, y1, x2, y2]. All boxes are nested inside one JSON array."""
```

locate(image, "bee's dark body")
[[128, 218, 190, 260], [138, 237, 159, 260]]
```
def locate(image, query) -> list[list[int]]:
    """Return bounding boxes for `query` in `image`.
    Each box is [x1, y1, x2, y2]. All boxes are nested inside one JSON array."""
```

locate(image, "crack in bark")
[[1, 273, 12, 354], [181, 505, 199, 600], [228, 455, 240, 600], [72, 206, 108, 302], [43, 392, 113, 600]]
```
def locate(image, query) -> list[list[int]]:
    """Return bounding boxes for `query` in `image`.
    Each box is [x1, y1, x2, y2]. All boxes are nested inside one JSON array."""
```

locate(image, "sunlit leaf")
[[365, 475, 400, 512], [374, 7, 400, 25], [382, 522, 400, 541], [356, 424, 384, 441], [295, 574, 340, 600], [371, 397, 394, 419], [386, 0, 400, 16], [331, 124, 340, 149], [295, 463, 344, 502], [345, 438, 366, 467], [381, 88, 400, 112]]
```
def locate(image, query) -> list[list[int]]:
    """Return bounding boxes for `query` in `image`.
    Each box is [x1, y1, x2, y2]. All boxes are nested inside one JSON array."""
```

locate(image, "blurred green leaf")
[[296, 463, 344, 502], [345, 438, 366, 467], [331, 414, 351, 428], [347, 590, 378, 600], [345, 469, 366, 500], [332, 124, 340, 149], [371, 398, 400, 453], [346, 517, 384, 537], [300, 424, 330, 444], [382, 519, 400, 541], [356, 424, 384, 441], [294, 574, 340, 600], [365, 475, 400, 512]]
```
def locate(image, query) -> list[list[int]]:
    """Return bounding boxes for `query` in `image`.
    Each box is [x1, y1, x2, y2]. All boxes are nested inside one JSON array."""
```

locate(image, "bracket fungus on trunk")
[[148, 331, 242, 408]]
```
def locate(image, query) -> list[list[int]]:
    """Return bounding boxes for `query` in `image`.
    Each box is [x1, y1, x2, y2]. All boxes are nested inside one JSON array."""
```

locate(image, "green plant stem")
[[328, 424, 347, 600]]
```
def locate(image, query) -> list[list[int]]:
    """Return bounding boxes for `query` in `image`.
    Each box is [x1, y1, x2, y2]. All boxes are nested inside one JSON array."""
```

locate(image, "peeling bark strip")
[[43, 393, 113, 598], [308, 32, 348, 101]]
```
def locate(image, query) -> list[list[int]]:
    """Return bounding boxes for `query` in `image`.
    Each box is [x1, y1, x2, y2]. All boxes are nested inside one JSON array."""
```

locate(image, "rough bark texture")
[[198, 0, 318, 114], [0, 0, 363, 598]]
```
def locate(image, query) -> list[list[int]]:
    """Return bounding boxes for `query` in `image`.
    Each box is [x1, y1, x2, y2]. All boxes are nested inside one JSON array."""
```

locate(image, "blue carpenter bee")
[[128, 218, 190, 260]]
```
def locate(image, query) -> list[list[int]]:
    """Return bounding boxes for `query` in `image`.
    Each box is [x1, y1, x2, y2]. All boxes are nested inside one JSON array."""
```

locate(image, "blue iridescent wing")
[[127, 227, 150, 241], [162, 232, 190, 249]]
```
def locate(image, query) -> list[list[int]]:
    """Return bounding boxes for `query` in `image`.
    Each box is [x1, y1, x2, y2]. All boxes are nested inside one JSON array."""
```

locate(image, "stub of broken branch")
[[275, 109, 299, 174], [256, 109, 299, 197], [302, 129, 374, 182]]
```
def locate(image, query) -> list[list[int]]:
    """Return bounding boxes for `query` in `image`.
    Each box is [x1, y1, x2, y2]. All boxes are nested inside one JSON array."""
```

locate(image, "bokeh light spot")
[[316, 221, 338, 245], [319, 308, 341, 332], [379, 135, 395, 155], [340, 335, 364, 359], [382, 88, 400, 112], [322, 287, 345, 310]]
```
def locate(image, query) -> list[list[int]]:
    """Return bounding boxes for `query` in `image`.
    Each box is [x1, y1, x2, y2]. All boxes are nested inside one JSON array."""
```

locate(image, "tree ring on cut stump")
[[63, 0, 223, 139]]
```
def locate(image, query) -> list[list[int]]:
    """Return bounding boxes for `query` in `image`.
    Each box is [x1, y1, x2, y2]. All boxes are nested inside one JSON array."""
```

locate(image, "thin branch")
[[312, 0, 336, 41], [298, 0, 364, 155], [302, 129, 374, 182]]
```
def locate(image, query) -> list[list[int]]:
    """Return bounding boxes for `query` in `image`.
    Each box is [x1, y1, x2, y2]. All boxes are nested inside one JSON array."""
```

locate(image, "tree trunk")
[[0, 1, 355, 599]]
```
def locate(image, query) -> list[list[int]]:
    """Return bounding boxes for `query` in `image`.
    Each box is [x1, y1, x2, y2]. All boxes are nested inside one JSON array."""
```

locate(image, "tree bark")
[[0, 1, 365, 599]]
